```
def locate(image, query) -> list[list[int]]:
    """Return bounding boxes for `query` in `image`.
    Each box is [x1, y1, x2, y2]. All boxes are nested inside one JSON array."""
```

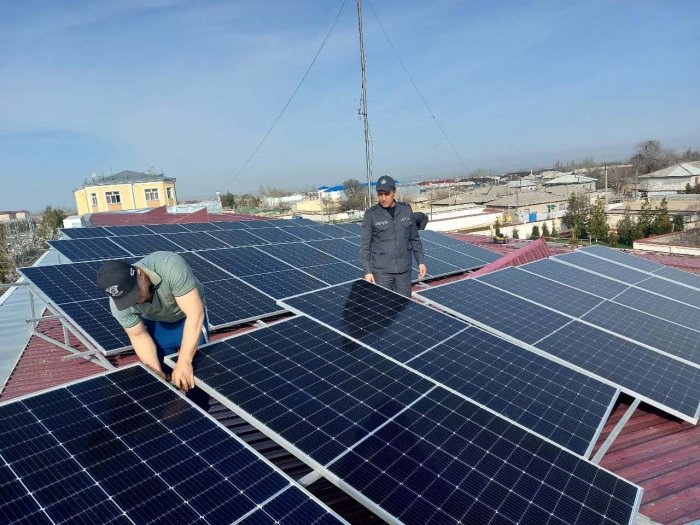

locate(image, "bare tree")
[[629, 140, 675, 174]]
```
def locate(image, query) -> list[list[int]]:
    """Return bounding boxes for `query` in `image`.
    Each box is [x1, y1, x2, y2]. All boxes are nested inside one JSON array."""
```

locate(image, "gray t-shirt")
[[110, 251, 206, 328]]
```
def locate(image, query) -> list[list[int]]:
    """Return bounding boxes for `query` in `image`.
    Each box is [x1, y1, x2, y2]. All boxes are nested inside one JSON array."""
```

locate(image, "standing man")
[[360, 176, 427, 297], [96, 251, 207, 392]]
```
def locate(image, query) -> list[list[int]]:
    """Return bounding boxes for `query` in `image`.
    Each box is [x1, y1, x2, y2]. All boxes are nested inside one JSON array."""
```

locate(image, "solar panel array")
[[417, 246, 700, 423], [279, 280, 619, 457], [0, 365, 346, 525], [166, 316, 642, 525]]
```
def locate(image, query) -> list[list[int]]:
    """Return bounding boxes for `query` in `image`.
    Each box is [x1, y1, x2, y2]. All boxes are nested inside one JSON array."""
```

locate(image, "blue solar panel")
[[60, 227, 113, 239], [280, 280, 467, 362], [655, 265, 700, 289], [421, 252, 473, 277], [614, 287, 700, 330], [210, 220, 254, 230], [418, 279, 571, 345], [104, 225, 152, 236], [48, 238, 131, 262], [178, 318, 642, 525], [520, 258, 629, 299], [478, 268, 605, 317], [300, 262, 362, 285], [443, 240, 501, 263], [636, 277, 700, 309], [161, 232, 229, 251], [280, 226, 332, 241], [242, 269, 327, 299], [537, 322, 700, 422], [306, 223, 357, 239], [409, 327, 617, 455], [111, 234, 184, 256], [178, 252, 233, 282], [199, 247, 293, 276], [334, 223, 362, 235], [0, 365, 346, 525], [556, 252, 651, 284], [143, 223, 189, 234], [247, 227, 303, 244], [19, 262, 106, 304], [180, 222, 222, 232], [208, 229, 270, 247], [582, 302, 700, 366], [203, 279, 284, 329], [306, 239, 362, 267], [580, 245, 664, 272], [258, 243, 340, 268], [59, 299, 132, 353], [240, 220, 277, 229]]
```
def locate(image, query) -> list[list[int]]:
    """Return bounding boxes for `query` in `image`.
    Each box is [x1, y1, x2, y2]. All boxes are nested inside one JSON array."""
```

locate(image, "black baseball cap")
[[96, 260, 140, 310], [376, 176, 396, 192]]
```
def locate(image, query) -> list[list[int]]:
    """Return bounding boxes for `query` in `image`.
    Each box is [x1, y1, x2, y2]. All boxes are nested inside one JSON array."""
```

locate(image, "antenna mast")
[[356, 0, 373, 209]]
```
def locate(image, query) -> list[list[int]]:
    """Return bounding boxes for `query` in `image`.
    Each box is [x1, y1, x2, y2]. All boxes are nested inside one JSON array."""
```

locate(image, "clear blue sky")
[[1, 0, 699, 211]]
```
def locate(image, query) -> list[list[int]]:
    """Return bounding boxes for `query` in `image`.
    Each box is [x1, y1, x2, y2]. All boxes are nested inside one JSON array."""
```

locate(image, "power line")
[[367, 0, 470, 176], [230, 0, 350, 188]]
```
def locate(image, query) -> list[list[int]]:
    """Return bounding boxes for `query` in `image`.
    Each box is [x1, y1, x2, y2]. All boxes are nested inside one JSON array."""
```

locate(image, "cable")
[[367, 0, 470, 176], [230, 0, 350, 188]]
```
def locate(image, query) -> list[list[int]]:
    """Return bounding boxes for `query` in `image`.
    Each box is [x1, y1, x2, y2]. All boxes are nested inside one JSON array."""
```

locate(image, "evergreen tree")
[[512, 228, 520, 239], [653, 198, 673, 235], [562, 193, 589, 239], [550, 222, 558, 238], [673, 215, 684, 232], [587, 198, 609, 242], [636, 199, 655, 238], [220, 192, 236, 209], [541, 222, 550, 238], [616, 206, 636, 246], [607, 231, 619, 247], [686, 183, 693, 194], [530, 225, 540, 239], [35, 207, 67, 247]]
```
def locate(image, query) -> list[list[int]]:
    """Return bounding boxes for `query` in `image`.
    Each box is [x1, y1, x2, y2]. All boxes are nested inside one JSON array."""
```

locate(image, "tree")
[[653, 198, 673, 235], [494, 219, 501, 238], [587, 198, 609, 242], [686, 183, 693, 194], [562, 193, 589, 239], [35, 206, 66, 247], [607, 231, 619, 247], [629, 140, 675, 174], [673, 215, 685, 232], [220, 192, 236, 209], [550, 222, 558, 238], [341, 179, 367, 211], [512, 228, 520, 239], [541, 222, 550, 238], [636, 199, 655, 238], [0, 223, 14, 283], [616, 206, 635, 246], [530, 225, 540, 239]]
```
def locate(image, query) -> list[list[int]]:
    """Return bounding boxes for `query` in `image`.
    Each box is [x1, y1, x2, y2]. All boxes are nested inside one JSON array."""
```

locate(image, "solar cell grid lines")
[[203, 279, 284, 329], [60, 226, 113, 239], [180, 222, 223, 232], [247, 227, 304, 244], [104, 225, 152, 236], [417, 279, 571, 345], [59, 298, 132, 352], [637, 277, 700, 309], [280, 279, 468, 363], [580, 244, 664, 272], [478, 267, 605, 318], [111, 233, 184, 256], [614, 287, 700, 330], [520, 258, 630, 299], [208, 228, 271, 247], [0, 365, 346, 525], [654, 265, 700, 289], [555, 252, 652, 284], [178, 251, 233, 282], [409, 327, 618, 456], [200, 247, 293, 277], [143, 223, 189, 234], [280, 226, 333, 241], [19, 262, 106, 304], [243, 269, 328, 300], [161, 231, 229, 251], [300, 262, 362, 285], [306, 223, 357, 238], [306, 239, 363, 266], [259, 242, 340, 268], [210, 220, 256, 230], [171, 317, 642, 525], [48, 238, 130, 262]]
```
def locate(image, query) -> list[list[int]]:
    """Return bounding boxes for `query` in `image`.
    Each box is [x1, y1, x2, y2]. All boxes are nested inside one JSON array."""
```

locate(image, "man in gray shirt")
[[97, 251, 207, 392], [359, 176, 427, 297]]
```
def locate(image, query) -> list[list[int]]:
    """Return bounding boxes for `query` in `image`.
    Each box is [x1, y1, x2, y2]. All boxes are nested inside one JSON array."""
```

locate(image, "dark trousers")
[[374, 270, 412, 297]]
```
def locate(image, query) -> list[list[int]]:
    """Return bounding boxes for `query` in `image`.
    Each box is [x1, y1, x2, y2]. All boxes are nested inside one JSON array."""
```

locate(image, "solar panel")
[[520, 258, 629, 299], [161, 231, 229, 251], [423, 242, 488, 270], [636, 276, 700, 309], [60, 227, 113, 239], [334, 222, 362, 234], [555, 252, 652, 284], [417, 279, 571, 345], [258, 242, 340, 268], [104, 225, 152, 236], [242, 269, 327, 300], [247, 227, 303, 244], [210, 220, 254, 230], [144, 223, 189, 234], [279, 225, 332, 241], [208, 229, 270, 247], [306, 239, 362, 266], [442, 240, 501, 263], [170, 318, 642, 525], [421, 252, 475, 277], [200, 247, 293, 276], [580, 244, 664, 272], [48, 238, 131, 262], [0, 365, 346, 525], [19, 262, 107, 305], [418, 279, 700, 423], [58, 299, 132, 353], [478, 268, 605, 317], [178, 252, 233, 282], [299, 262, 362, 285], [654, 265, 700, 289], [305, 223, 356, 238], [582, 301, 700, 366], [180, 222, 223, 232], [240, 220, 277, 229], [111, 233, 184, 256], [279, 279, 467, 362], [537, 322, 700, 422], [614, 287, 700, 330], [203, 279, 284, 329]]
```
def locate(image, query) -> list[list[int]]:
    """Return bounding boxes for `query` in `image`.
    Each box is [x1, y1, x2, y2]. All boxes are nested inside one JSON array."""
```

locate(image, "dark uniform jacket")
[[359, 202, 425, 275]]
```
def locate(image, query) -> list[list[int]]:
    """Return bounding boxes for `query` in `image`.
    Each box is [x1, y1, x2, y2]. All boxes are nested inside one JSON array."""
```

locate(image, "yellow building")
[[73, 170, 177, 216]]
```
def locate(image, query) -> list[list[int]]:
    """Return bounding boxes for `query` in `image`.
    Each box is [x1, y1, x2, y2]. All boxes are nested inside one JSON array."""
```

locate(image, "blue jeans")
[[142, 315, 209, 366]]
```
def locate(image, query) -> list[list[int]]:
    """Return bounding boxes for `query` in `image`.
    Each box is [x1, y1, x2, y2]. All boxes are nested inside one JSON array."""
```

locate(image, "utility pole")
[[356, 0, 373, 209]]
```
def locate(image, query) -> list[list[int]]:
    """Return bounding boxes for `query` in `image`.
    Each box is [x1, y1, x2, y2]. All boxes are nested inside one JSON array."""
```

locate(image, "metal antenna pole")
[[356, 0, 373, 209]]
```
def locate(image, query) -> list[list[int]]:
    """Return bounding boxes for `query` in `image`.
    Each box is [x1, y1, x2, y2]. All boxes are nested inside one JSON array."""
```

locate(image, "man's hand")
[[171, 360, 195, 392], [364, 273, 375, 283], [418, 264, 427, 280]]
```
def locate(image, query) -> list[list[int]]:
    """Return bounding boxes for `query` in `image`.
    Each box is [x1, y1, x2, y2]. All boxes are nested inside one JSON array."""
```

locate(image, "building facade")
[[73, 170, 177, 215]]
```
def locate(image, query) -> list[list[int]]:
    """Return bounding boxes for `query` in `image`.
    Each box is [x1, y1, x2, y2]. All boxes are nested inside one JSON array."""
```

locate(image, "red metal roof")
[[468, 237, 554, 278]]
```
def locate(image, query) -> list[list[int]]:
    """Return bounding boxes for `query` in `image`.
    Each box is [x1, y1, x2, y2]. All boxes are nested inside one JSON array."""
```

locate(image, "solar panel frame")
[[246, 227, 304, 244], [333, 223, 362, 235], [166, 318, 642, 525], [48, 238, 131, 262], [161, 231, 230, 251], [143, 223, 189, 234], [279, 226, 333, 241], [520, 258, 630, 299], [241, 269, 328, 300], [613, 287, 700, 330], [305, 223, 357, 239], [210, 220, 255, 230], [258, 242, 341, 268], [555, 252, 652, 284], [180, 222, 223, 232], [203, 278, 286, 330], [579, 244, 665, 272], [199, 247, 295, 277], [208, 229, 271, 247], [654, 265, 700, 289], [0, 364, 348, 525], [59, 227, 114, 239], [636, 276, 700, 309], [110, 233, 185, 256], [103, 225, 153, 236]]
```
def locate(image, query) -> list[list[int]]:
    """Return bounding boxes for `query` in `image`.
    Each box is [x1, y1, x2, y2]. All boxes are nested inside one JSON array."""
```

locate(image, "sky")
[[1, 0, 699, 211]]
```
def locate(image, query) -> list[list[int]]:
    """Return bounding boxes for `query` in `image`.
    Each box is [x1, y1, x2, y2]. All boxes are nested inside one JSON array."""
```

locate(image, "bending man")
[[97, 251, 207, 391], [360, 176, 427, 297]]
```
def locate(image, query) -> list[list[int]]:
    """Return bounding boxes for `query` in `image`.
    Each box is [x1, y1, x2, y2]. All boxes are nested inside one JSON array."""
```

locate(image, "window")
[[166, 187, 173, 199], [105, 191, 121, 204], [90, 193, 98, 206], [145, 188, 159, 201]]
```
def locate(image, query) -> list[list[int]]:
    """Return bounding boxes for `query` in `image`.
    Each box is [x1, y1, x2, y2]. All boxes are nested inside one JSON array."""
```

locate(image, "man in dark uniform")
[[359, 176, 427, 297]]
